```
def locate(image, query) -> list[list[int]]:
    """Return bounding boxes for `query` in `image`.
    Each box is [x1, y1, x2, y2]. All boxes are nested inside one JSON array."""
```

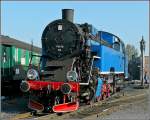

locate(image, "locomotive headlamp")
[[27, 69, 39, 80], [61, 83, 71, 94], [67, 71, 78, 81], [20, 81, 30, 92]]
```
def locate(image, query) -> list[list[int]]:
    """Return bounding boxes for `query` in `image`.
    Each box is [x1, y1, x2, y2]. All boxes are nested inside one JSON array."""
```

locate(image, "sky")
[[1, 1, 149, 55]]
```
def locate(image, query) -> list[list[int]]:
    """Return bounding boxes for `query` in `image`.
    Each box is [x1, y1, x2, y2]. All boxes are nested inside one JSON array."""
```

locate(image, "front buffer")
[[20, 80, 80, 113]]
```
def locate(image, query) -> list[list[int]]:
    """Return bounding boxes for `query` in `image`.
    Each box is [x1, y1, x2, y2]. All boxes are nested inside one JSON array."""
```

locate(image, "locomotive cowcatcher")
[[20, 9, 128, 113]]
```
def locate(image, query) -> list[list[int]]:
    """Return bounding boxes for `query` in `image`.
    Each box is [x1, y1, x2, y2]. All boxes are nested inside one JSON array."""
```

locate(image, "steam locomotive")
[[20, 9, 128, 113]]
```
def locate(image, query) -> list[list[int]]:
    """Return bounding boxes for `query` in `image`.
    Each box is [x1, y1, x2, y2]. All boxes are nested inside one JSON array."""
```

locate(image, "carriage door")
[[1, 45, 12, 79]]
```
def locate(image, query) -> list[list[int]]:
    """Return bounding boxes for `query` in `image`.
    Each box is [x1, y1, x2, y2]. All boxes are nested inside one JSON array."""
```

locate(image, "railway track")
[[11, 112, 53, 120], [11, 112, 32, 120], [82, 95, 148, 120], [11, 88, 148, 120]]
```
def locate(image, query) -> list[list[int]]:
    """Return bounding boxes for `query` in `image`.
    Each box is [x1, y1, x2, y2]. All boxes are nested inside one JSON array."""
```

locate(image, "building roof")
[[0, 35, 41, 53]]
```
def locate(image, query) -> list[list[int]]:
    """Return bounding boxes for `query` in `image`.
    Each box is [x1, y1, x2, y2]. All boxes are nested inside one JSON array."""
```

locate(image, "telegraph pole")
[[140, 36, 145, 86]]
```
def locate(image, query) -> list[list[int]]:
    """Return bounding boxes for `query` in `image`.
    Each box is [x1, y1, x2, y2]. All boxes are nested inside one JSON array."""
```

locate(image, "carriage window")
[[21, 49, 26, 65], [113, 42, 120, 51], [15, 48, 18, 62], [2, 47, 7, 63], [21, 49, 26, 58]]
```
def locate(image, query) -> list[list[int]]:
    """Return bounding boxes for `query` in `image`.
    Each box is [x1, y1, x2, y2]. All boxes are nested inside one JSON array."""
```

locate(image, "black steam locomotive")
[[20, 9, 128, 113]]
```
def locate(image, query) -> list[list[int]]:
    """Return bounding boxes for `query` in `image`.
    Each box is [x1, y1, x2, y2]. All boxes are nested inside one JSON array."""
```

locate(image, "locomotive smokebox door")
[[41, 19, 80, 59]]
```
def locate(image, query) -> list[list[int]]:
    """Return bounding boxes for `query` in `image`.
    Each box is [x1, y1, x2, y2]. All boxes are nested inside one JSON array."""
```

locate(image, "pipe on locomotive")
[[62, 9, 74, 23]]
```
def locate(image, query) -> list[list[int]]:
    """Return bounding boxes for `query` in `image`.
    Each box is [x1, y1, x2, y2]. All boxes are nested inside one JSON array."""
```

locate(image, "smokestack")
[[62, 9, 74, 23]]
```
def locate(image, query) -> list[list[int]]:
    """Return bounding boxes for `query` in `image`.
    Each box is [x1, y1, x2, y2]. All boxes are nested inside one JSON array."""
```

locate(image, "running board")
[[79, 83, 89, 85]]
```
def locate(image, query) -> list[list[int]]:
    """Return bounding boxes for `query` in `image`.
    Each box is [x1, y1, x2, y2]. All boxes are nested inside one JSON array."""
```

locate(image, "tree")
[[125, 44, 140, 80], [125, 44, 138, 62]]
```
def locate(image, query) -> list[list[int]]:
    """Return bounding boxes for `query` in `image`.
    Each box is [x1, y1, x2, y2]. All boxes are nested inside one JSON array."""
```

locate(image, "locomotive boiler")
[[20, 9, 128, 113]]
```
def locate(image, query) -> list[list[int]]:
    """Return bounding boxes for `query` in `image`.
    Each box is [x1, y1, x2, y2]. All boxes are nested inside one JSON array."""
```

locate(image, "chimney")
[[62, 9, 74, 23]]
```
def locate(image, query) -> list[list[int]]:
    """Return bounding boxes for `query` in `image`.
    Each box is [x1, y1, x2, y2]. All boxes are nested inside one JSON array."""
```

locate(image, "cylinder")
[[62, 9, 74, 23]]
